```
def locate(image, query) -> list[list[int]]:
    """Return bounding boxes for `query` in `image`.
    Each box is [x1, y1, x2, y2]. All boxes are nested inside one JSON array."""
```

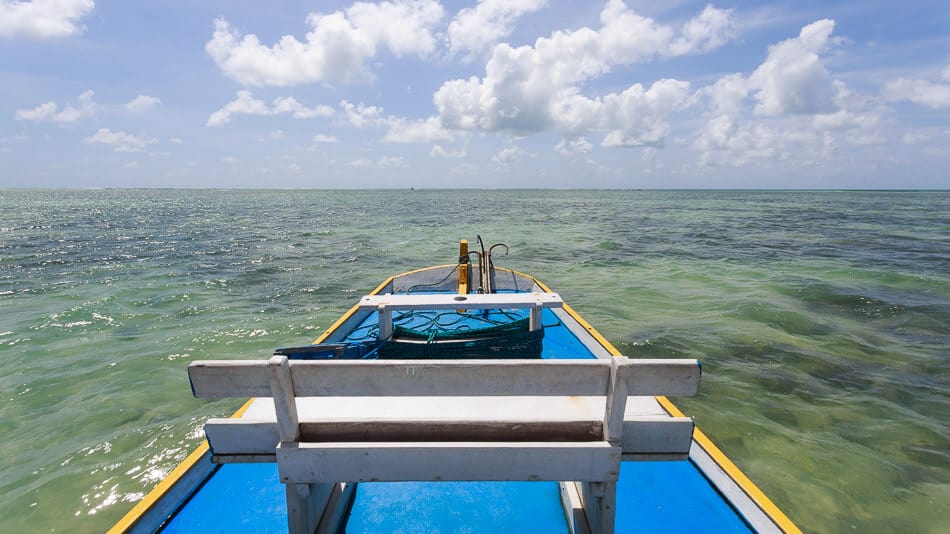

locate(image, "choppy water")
[[0, 189, 947, 533]]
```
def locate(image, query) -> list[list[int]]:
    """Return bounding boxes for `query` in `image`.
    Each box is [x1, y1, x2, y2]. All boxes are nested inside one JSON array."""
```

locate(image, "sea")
[[0, 189, 946, 533]]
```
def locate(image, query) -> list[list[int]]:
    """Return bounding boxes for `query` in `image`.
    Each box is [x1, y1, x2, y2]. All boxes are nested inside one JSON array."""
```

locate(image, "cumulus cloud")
[[555, 137, 592, 156], [206, 0, 444, 86], [0, 0, 94, 39], [492, 146, 530, 164], [15, 90, 95, 122], [883, 72, 950, 109], [125, 95, 160, 112], [748, 19, 840, 116], [83, 128, 157, 152], [667, 4, 736, 57], [447, 0, 547, 59], [434, 1, 727, 147], [692, 18, 887, 166], [207, 91, 333, 126], [339, 100, 383, 128], [384, 116, 455, 143]]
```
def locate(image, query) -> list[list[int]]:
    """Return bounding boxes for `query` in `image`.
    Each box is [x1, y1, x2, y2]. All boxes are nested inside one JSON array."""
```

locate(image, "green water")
[[0, 190, 947, 533]]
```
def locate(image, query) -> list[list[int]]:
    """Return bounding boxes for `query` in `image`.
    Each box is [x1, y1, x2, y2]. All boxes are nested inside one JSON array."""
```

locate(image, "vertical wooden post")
[[529, 303, 542, 332], [268, 355, 299, 443], [604, 357, 629, 444], [377, 305, 393, 340]]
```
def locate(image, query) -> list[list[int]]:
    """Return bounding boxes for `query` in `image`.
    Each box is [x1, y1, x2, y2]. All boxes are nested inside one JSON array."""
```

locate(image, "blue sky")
[[1, 0, 948, 188]]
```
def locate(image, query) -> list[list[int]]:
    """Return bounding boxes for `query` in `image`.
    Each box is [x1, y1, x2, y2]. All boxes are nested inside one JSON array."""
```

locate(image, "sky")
[[1, 0, 948, 188]]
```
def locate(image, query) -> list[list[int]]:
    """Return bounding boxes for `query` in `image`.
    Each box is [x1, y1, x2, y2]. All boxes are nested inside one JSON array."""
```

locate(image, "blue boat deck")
[[160, 308, 753, 533]]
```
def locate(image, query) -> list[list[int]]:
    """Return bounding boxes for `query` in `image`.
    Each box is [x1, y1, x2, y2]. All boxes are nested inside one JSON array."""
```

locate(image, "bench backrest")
[[188, 355, 700, 445]]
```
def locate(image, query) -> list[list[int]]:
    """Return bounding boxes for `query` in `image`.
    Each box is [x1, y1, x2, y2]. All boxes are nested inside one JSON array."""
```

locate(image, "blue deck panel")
[[161, 463, 285, 533], [345, 481, 568, 533], [615, 462, 752, 533]]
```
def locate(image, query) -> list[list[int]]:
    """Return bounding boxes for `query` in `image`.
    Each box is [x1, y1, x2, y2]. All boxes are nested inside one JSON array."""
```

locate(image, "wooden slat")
[[287, 359, 611, 396], [188, 360, 271, 398], [358, 292, 563, 311], [269, 355, 300, 442], [205, 419, 278, 455], [276, 441, 620, 483], [624, 359, 701, 396], [621, 416, 694, 455]]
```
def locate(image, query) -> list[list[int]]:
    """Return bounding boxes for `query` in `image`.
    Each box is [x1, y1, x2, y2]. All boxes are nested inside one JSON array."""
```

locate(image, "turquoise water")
[[0, 189, 946, 533]]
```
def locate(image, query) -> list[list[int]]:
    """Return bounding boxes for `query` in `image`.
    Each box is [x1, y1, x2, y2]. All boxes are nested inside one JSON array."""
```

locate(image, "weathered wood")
[[204, 419, 278, 455], [204, 415, 691, 460], [358, 292, 563, 311], [276, 441, 621, 483], [576, 481, 616, 534], [621, 416, 694, 455], [603, 358, 629, 444], [314, 483, 354, 534], [625, 358, 701, 396], [268, 355, 299, 443], [558, 481, 592, 534], [285, 359, 611, 396], [187, 359, 271, 398], [285, 482, 335, 534]]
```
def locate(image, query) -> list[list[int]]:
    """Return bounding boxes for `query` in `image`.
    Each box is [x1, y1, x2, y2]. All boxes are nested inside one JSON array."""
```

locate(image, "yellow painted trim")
[[525, 269, 800, 533], [106, 441, 210, 534], [691, 427, 803, 533]]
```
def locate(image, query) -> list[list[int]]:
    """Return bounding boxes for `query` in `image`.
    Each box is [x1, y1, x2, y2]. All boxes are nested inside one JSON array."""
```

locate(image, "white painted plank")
[[621, 416, 694, 454], [286, 359, 611, 396], [206, 415, 694, 459], [188, 360, 271, 398], [624, 359, 701, 396], [269, 355, 300, 442], [358, 292, 563, 311], [204, 419, 278, 455], [276, 441, 620, 483]]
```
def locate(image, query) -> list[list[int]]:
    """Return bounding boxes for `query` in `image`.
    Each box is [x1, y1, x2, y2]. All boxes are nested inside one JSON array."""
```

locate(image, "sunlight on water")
[[0, 189, 946, 533]]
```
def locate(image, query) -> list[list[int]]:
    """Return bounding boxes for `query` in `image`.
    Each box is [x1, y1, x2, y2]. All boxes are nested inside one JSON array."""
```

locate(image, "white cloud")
[[348, 156, 404, 168], [15, 90, 95, 122], [447, 0, 547, 59], [313, 134, 337, 143], [431, 144, 466, 157], [339, 100, 382, 128], [206, 0, 444, 87], [555, 137, 592, 156], [125, 95, 160, 112], [748, 19, 840, 116], [0, 0, 94, 39], [83, 128, 157, 152], [384, 116, 455, 143], [883, 74, 950, 110], [492, 146, 530, 164], [168, 137, 183, 144], [667, 4, 736, 57], [207, 91, 333, 126], [434, 1, 724, 146]]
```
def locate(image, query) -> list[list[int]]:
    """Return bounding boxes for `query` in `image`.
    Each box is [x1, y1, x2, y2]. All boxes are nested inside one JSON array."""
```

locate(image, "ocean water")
[[0, 189, 947, 533]]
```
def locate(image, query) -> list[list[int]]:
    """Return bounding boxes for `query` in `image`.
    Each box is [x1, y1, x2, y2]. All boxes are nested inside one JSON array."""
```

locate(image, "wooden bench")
[[189, 356, 700, 534]]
